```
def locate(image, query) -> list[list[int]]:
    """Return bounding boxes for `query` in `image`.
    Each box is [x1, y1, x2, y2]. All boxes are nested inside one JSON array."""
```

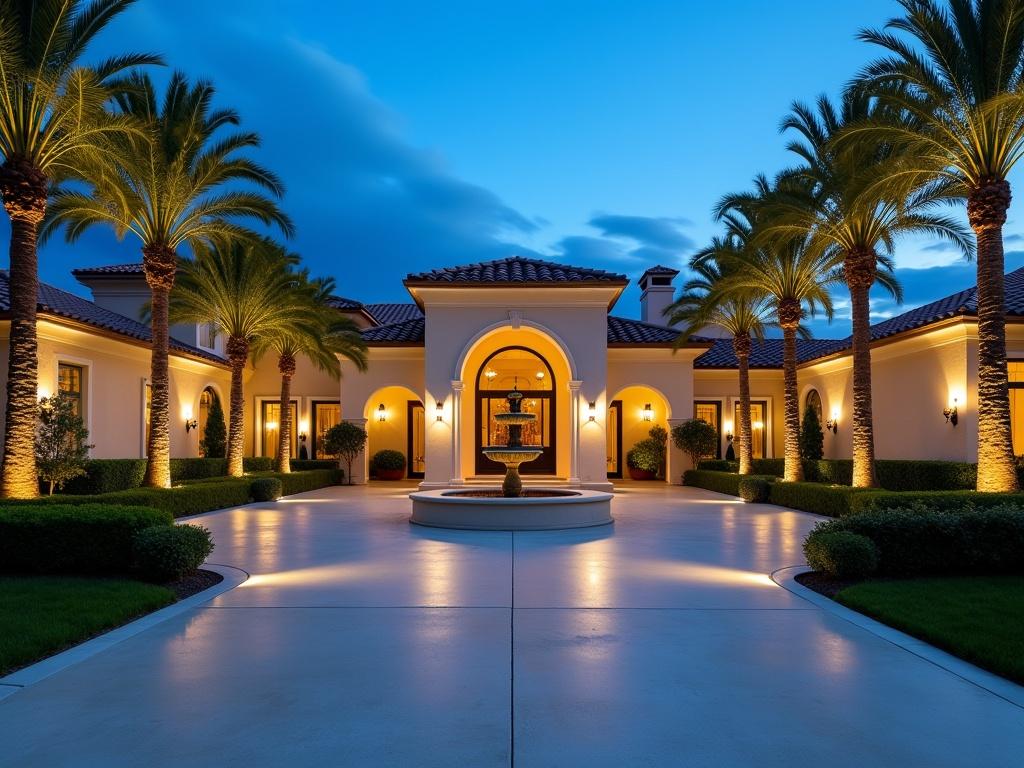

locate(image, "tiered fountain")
[[409, 387, 613, 530]]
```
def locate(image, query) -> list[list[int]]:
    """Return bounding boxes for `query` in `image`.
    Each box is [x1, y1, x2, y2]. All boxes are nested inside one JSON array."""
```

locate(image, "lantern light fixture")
[[535, 371, 545, 381], [436, 400, 444, 422], [185, 417, 198, 433], [724, 420, 733, 442], [825, 407, 839, 434], [588, 401, 596, 421], [642, 403, 653, 422], [377, 403, 386, 422], [943, 398, 959, 426]]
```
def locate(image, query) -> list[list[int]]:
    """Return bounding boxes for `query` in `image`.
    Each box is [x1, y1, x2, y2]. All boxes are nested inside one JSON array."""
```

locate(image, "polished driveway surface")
[[2, 484, 1022, 766]]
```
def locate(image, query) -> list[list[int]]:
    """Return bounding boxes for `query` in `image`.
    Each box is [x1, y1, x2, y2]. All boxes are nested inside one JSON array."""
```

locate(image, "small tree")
[[200, 394, 227, 459], [799, 404, 824, 461], [671, 418, 718, 470], [323, 421, 368, 485], [35, 394, 93, 495]]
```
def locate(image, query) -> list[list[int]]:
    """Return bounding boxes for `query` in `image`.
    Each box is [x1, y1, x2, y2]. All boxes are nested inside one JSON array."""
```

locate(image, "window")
[[1009, 362, 1024, 454], [199, 322, 218, 349], [734, 400, 768, 458], [694, 401, 722, 459], [262, 400, 298, 459], [58, 363, 84, 418], [312, 401, 341, 459], [805, 389, 823, 423]]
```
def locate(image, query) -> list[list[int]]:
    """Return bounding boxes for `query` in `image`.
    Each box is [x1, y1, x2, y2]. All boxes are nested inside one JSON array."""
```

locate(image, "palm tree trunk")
[[0, 158, 47, 498], [226, 336, 249, 478], [779, 299, 803, 483], [733, 333, 753, 475], [846, 249, 878, 488], [142, 244, 177, 488], [969, 179, 1019, 492], [275, 353, 296, 474]]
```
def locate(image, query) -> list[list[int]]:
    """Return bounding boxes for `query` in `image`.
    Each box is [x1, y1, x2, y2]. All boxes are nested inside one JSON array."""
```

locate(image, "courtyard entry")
[[366, 385, 422, 479], [609, 385, 671, 481]]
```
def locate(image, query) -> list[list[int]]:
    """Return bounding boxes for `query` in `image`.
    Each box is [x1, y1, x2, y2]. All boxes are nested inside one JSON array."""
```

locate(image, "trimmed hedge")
[[849, 490, 1024, 516], [62, 459, 147, 495], [768, 482, 868, 518], [134, 524, 214, 581], [683, 470, 775, 497], [170, 458, 228, 480], [696, 458, 978, 491], [251, 477, 282, 502], [0, 504, 172, 574], [803, 531, 879, 578], [276, 469, 345, 496], [243, 457, 273, 472], [737, 476, 771, 503], [289, 459, 339, 471], [809, 505, 1024, 576]]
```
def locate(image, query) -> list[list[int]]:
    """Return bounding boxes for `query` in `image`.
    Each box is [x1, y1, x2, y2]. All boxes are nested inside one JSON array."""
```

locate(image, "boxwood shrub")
[[134, 524, 214, 581], [808, 505, 1024, 576], [684, 470, 775, 497], [0, 504, 172, 574], [277, 468, 345, 496], [849, 490, 1024, 515], [251, 477, 283, 502], [737, 476, 771, 503], [289, 459, 339, 471], [803, 530, 879, 578], [170, 458, 229, 481], [62, 459, 148, 494], [243, 456, 273, 472]]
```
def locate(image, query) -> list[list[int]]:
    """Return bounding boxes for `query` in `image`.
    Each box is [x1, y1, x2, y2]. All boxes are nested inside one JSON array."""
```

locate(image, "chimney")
[[639, 265, 679, 325]]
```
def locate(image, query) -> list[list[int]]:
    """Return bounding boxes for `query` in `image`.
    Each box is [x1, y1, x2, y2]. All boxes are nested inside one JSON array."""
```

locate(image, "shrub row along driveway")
[[1, 484, 1022, 766]]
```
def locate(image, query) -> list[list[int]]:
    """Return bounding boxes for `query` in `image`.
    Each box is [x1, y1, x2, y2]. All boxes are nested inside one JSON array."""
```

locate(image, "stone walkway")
[[1, 484, 1022, 766]]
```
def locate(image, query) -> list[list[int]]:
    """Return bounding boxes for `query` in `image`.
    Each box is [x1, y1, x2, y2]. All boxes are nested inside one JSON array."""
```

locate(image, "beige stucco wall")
[[0, 318, 230, 460]]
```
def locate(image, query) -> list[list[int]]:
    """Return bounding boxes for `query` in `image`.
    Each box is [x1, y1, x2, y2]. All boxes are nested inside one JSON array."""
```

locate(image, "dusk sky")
[[12, 0, 1024, 336]]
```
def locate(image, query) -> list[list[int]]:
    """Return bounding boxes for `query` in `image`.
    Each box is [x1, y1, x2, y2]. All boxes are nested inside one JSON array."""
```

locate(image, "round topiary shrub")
[[251, 477, 283, 502], [372, 449, 407, 480], [804, 530, 879, 579], [737, 476, 771, 503], [134, 524, 214, 582]]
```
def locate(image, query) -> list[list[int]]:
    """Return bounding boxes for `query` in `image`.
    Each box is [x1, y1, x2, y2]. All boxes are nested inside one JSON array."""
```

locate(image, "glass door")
[[262, 401, 298, 459], [407, 400, 425, 478], [311, 401, 341, 459], [607, 400, 622, 478], [733, 400, 768, 458]]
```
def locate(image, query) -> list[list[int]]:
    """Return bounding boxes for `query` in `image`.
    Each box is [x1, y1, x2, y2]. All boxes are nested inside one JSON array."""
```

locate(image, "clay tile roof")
[[693, 337, 847, 368], [364, 302, 422, 326], [404, 255, 628, 285], [71, 263, 145, 277], [361, 317, 425, 345], [326, 295, 364, 310], [606, 315, 682, 345], [639, 264, 680, 278], [0, 271, 225, 364]]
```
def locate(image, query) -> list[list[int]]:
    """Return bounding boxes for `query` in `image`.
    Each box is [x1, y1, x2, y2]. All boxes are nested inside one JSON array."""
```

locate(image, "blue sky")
[[13, 0, 1024, 337]]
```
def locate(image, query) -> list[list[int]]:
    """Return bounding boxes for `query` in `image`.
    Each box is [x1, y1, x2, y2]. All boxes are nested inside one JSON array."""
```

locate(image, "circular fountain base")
[[409, 488, 613, 531]]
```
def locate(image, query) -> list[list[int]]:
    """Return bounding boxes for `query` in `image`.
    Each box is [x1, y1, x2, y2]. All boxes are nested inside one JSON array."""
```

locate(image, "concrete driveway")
[[1, 483, 1022, 766]]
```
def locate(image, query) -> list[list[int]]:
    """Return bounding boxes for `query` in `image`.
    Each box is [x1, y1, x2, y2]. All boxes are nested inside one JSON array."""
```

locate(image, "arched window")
[[805, 388, 823, 423], [476, 346, 555, 474]]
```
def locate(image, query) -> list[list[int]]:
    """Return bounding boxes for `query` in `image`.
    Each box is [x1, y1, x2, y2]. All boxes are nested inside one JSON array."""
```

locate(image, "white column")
[[449, 379, 465, 485], [350, 417, 369, 484], [568, 380, 582, 485]]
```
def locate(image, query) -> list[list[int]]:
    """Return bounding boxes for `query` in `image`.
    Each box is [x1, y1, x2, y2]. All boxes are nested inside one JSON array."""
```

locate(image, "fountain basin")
[[409, 488, 613, 530]]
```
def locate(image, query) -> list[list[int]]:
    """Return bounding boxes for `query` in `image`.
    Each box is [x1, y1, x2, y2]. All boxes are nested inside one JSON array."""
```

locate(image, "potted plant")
[[371, 449, 407, 480]]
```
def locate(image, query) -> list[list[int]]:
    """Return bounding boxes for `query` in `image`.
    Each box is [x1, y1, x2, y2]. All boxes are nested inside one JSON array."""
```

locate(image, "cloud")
[[588, 214, 695, 252]]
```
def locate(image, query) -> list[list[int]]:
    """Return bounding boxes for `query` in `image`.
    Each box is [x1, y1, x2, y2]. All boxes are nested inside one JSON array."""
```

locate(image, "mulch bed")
[[794, 570, 864, 598], [168, 568, 223, 600]]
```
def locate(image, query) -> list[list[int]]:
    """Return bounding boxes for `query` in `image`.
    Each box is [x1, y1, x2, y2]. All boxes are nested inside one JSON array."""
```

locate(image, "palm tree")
[[777, 90, 972, 486], [42, 71, 292, 489], [170, 239, 311, 477], [666, 236, 774, 475], [856, 0, 1024, 491], [253, 276, 368, 473], [0, 0, 160, 498], [716, 176, 841, 482]]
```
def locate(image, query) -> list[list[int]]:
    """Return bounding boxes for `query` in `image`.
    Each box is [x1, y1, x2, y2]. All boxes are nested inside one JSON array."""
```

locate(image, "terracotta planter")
[[628, 467, 658, 481], [376, 468, 406, 481]]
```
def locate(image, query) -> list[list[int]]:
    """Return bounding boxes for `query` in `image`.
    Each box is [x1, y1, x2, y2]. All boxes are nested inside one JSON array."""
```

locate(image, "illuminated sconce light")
[[37, 386, 51, 401], [825, 407, 839, 434], [485, 369, 497, 381], [943, 398, 959, 427], [298, 420, 309, 442], [724, 420, 734, 442], [752, 420, 765, 430], [588, 401, 596, 421], [183, 407, 198, 434], [642, 403, 653, 422], [266, 420, 278, 431], [535, 371, 545, 381], [377, 403, 387, 422], [436, 400, 444, 422]]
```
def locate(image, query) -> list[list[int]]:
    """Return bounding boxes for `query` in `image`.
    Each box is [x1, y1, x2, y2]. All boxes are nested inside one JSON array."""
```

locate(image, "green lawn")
[[837, 576, 1024, 685], [0, 576, 175, 676]]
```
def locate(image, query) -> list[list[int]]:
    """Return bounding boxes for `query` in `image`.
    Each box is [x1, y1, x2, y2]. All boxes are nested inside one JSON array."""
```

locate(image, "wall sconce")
[[642, 403, 653, 422], [724, 421, 733, 442], [825, 407, 839, 434], [535, 371, 545, 382], [943, 398, 959, 426], [266, 420, 278, 431], [588, 401, 596, 422], [185, 417, 198, 433], [298, 420, 309, 441], [485, 369, 497, 381], [436, 400, 444, 422], [377, 403, 386, 422]]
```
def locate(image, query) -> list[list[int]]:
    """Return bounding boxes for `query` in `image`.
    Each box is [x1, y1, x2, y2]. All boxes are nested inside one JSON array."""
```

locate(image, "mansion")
[[3, 255, 1023, 488]]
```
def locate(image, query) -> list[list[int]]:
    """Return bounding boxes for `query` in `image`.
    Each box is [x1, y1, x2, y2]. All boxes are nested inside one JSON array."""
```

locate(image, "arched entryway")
[[475, 346, 556, 474], [608, 385, 671, 481], [196, 385, 225, 458], [364, 385, 424, 480]]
